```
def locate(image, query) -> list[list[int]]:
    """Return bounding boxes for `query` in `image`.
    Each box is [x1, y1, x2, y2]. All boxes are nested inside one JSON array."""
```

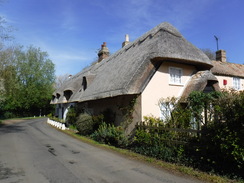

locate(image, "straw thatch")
[[181, 70, 220, 99], [211, 61, 244, 78], [51, 22, 213, 104]]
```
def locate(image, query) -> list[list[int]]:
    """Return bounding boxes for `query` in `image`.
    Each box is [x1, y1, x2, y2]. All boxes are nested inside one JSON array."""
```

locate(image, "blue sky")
[[1, 0, 244, 76]]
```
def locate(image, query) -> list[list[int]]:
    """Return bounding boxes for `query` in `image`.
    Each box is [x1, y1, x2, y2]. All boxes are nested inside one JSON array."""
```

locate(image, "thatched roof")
[[181, 70, 220, 99], [211, 61, 244, 78], [51, 22, 213, 104]]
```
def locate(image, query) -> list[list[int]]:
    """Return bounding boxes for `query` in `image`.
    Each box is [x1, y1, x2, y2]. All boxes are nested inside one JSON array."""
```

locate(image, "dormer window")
[[203, 81, 215, 93], [82, 77, 87, 91], [64, 90, 73, 101], [57, 93, 60, 99], [52, 95, 55, 101]]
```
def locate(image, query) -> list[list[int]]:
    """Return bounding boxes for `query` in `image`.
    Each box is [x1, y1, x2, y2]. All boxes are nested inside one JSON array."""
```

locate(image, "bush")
[[3, 111, 15, 119], [65, 106, 77, 126], [186, 91, 244, 177], [131, 129, 187, 163], [76, 113, 95, 136], [92, 114, 104, 131], [91, 122, 128, 147]]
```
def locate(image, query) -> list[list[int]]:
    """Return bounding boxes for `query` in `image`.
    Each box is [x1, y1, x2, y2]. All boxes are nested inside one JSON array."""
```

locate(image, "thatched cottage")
[[51, 22, 243, 134]]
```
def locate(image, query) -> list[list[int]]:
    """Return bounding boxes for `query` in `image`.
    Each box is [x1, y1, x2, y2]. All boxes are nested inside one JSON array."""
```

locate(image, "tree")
[[0, 15, 15, 77], [0, 16, 13, 49], [0, 13, 16, 117], [2, 46, 55, 117], [55, 73, 71, 89], [0, 10, 55, 117], [201, 48, 216, 60]]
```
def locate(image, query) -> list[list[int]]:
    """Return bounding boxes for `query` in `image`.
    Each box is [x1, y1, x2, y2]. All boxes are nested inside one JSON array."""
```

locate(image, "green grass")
[[68, 125, 77, 131], [60, 128, 243, 183]]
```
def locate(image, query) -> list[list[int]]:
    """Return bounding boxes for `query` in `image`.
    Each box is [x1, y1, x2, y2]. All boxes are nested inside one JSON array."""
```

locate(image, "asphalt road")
[[0, 118, 202, 183]]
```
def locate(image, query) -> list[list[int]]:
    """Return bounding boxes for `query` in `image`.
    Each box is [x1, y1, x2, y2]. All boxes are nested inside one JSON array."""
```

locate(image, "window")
[[159, 102, 174, 122], [233, 77, 241, 90], [82, 77, 87, 91], [52, 95, 55, 101], [203, 81, 215, 93], [64, 90, 73, 101], [56, 93, 60, 99], [169, 67, 182, 85]]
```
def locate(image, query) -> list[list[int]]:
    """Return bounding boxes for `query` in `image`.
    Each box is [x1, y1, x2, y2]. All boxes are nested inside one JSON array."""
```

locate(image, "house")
[[211, 50, 244, 91], [51, 22, 222, 134]]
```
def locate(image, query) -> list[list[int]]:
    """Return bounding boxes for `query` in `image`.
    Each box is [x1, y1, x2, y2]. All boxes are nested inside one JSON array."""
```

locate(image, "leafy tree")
[[2, 46, 55, 117]]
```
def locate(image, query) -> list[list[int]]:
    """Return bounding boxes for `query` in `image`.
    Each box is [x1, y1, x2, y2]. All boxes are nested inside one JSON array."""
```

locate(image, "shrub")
[[159, 97, 192, 129], [76, 113, 94, 136], [91, 122, 128, 147], [186, 91, 244, 177], [65, 106, 77, 126], [129, 91, 243, 178], [131, 129, 187, 163], [3, 111, 15, 119], [92, 114, 104, 131]]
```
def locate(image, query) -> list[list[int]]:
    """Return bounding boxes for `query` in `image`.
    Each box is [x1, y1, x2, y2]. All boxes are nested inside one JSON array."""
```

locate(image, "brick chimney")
[[98, 42, 109, 62], [216, 50, 226, 62], [122, 34, 130, 48]]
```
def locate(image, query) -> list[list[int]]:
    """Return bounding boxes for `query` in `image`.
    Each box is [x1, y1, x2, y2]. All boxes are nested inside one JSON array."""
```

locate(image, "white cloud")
[[48, 49, 92, 75], [109, 0, 214, 33]]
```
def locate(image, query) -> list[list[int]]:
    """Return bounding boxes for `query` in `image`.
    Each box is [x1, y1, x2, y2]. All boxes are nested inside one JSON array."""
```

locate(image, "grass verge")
[[57, 127, 242, 183]]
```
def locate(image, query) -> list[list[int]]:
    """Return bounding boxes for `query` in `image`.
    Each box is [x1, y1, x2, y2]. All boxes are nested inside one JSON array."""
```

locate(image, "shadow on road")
[[0, 123, 26, 134]]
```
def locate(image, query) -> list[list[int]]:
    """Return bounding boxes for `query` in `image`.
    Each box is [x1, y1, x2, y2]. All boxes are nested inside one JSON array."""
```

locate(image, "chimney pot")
[[122, 34, 130, 48], [102, 42, 106, 47], [125, 34, 129, 42], [98, 42, 109, 62], [216, 50, 226, 62]]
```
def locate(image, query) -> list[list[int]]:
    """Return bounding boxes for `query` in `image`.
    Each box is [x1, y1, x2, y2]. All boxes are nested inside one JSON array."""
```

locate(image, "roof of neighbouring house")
[[211, 61, 244, 78], [51, 22, 213, 104]]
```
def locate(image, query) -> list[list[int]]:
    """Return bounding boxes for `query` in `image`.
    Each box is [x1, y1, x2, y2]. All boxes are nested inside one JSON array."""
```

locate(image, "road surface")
[[0, 118, 202, 183]]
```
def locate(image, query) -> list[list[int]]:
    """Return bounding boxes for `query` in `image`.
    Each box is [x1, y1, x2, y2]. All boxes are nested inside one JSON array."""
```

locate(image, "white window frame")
[[233, 77, 241, 90], [169, 67, 183, 85]]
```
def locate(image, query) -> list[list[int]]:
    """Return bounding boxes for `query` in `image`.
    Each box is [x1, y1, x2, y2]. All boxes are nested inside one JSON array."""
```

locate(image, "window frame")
[[169, 67, 183, 85], [233, 77, 241, 90]]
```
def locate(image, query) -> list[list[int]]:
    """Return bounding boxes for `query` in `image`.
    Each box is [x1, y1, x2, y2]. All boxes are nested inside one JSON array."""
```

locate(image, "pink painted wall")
[[141, 61, 196, 120]]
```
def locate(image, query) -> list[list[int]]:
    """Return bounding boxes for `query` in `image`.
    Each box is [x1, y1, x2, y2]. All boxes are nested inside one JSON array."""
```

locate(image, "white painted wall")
[[57, 103, 74, 120], [214, 75, 244, 91]]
